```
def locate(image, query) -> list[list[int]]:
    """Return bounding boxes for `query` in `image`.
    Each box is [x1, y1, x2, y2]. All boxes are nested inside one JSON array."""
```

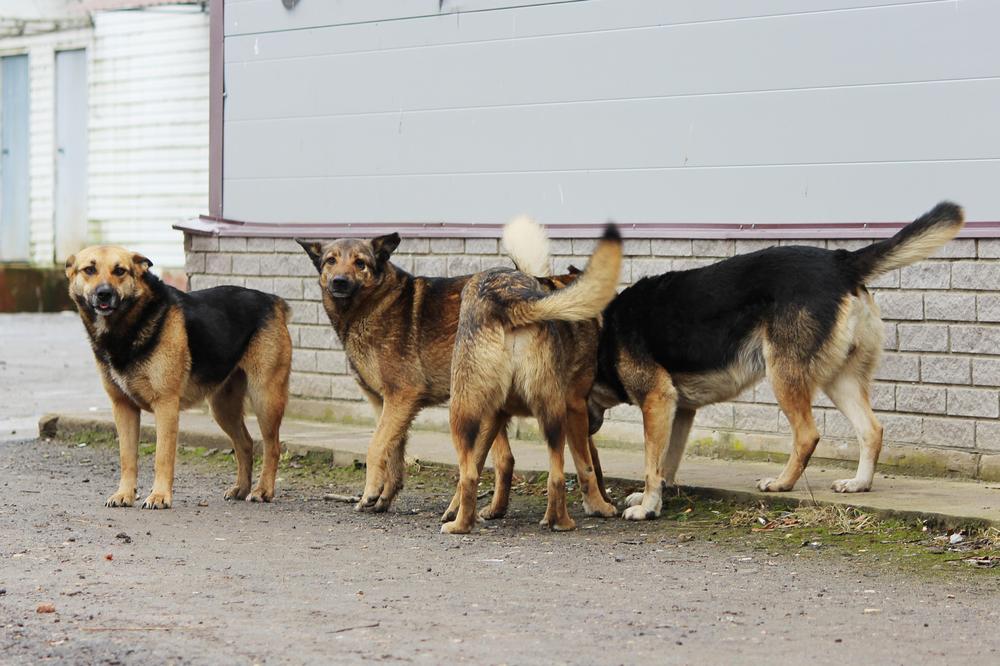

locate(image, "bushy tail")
[[848, 201, 964, 282], [506, 224, 622, 327], [503, 215, 551, 276]]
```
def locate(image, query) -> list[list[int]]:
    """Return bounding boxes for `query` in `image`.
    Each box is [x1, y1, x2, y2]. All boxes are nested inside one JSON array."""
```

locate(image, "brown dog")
[[66, 246, 292, 508], [441, 220, 622, 534]]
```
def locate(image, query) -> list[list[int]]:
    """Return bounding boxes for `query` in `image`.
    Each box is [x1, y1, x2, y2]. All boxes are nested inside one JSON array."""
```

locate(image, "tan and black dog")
[[440, 220, 622, 534], [297, 233, 612, 516], [587, 202, 965, 520], [66, 246, 292, 509]]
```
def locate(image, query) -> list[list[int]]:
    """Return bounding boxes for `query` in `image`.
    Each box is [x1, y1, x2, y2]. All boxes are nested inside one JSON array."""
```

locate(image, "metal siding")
[[89, 7, 210, 267], [1, 55, 30, 262], [222, 0, 1000, 226], [55, 48, 88, 262]]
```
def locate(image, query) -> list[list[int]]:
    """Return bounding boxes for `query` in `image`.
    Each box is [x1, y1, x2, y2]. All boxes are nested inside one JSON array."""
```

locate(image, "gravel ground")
[[1, 437, 998, 665]]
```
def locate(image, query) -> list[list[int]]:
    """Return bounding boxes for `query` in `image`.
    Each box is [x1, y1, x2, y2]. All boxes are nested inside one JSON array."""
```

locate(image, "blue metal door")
[[1, 54, 30, 263], [55, 49, 88, 262]]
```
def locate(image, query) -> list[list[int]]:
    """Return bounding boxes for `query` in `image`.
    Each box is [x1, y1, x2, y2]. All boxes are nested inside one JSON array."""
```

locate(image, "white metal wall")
[[222, 0, 1000, 226], [89, 5, 209, 268]]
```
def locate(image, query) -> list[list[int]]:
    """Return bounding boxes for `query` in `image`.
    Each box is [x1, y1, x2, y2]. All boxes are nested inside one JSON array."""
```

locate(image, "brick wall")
[[184, 233, 1000, 481]]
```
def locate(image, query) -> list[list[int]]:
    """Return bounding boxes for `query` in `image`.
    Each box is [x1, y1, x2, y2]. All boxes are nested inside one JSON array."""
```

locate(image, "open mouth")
[[93, 301, 117, 316]]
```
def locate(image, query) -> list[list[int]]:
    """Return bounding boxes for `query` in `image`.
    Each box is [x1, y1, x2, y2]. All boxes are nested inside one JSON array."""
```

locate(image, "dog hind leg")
[[480, 423, 514, 520], [537, 412, 576, 531], [758, 370, 819, 492], [660, 407, 696, 488], [824, 372, 883, 493], [565, 397, 616, 518], [209, 370, 255, 501]]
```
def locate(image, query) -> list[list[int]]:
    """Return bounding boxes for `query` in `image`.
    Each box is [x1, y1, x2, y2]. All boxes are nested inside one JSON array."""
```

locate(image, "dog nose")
[[95, 286, 114, 302], [330, 276, 350, 290]]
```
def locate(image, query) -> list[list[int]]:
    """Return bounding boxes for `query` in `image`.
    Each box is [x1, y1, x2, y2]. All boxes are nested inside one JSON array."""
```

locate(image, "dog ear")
[[132, 253, 153, 272], [567, 264, 582, 275], [370, 233, 401, 265], [64, 255, 76, 279], [296, 239, 325, 272]]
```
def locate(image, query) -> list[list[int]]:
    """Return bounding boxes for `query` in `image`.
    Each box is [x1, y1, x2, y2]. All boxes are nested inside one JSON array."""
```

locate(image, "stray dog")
[[441, 220, 622, 534], [587, 202, 964, 520], [66, 246, 292, 509], [298, 233, 613, 516]]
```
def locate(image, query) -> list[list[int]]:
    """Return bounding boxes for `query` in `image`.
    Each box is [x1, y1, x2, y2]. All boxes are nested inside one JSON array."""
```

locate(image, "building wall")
[[89, 5, 209, 268], [184, 233, 1000, 480]]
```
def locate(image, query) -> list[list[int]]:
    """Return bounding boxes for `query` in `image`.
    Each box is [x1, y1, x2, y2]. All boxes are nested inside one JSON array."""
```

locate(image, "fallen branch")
[[323, 493, 361, 503], [331, 622, 380, 634]]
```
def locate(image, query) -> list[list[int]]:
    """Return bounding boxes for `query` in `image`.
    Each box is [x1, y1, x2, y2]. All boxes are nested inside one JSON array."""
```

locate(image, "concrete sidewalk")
[[40, 407, 1000, 527]]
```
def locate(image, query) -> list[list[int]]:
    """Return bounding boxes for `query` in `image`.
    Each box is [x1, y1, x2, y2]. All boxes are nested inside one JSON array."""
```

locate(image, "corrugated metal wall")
[[222, 0, 1000, 226], [89, 5, 209, 267]]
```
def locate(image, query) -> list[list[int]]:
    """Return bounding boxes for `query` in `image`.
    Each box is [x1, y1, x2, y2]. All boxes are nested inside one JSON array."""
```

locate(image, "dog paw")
[[539, 516, 577, 531], [625, 492, 644, 507], [478, 505, 507, 521], [440, 520, 472, 535], [372, 496, 393, 513], [582, 498, 617, 518], [141, 491, 171, 510], [354, 495, 378, 512], [831, 478, 871, 493], [440, 508, 457, 523], [622, 504, 659, 521], [247, 486, 274, 503], [223, 484, 250, 501], [756, 478, 792, 492], [105, 490, 135, 508]]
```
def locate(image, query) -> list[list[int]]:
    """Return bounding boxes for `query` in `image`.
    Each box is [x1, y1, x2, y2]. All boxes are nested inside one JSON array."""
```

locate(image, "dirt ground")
[[1, 437, 998, 665]]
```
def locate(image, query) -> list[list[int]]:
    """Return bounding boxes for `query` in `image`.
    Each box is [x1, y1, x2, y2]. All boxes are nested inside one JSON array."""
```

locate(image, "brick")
[[874, 353, 919, 381], [548, 239, 573, 254], [868, 270, 899, 289], [828, 239, 869, 251], [880, 414, 923, 443], [447, 255, 482, 277], [291, 349, 317, 373], [272, 277, 303, 300], [921, 417, 975, 448], [572, 238, 597, 255], [947, 387, 999, 418], [882, 323, 897, 350], [332, 376, 363, 400], [950, 325, 1000, 354], [899, 262, 950, 289], [430, 238, 463, 254], [693, 239, 733, 257], [951, 262, 1000, 290], [754, 383, 777, 404], [874, 292, 923, 320], [231, 254, 261, 276], [413, 256, 447, 276], [316, 350, 348, 374], [897, 324, 947, 352], [623, 239, 650, 255], [871, 383, 896, 411], [204, 253, 231, 275], [972, 358, 1000, 387], [734, 404, 779, 432], [552, 256, 580, 275], [672, 259, 714, 271], [920, 355, 971, 384], [977, 295, 1000, 323], [190, 235, 218, 252], [977, 239, 1000, 258], [465, 238, 498, 254], [651, 239, 692, 256], [895, 385, 946, 414], [289, 300, 318, 325], [184, 252, 205, 275], [934, 239, 975, 258], [260, 253, 297, 276], [779, 239, 825, 248], [244, 277, 274, 294], [401, 238, 430, 253], [391, 255, 414, 272], [219, 237, 246, 252], [924, 293, 976, 322], [273, 238, 303, 253], [246, 237, 275, 252], [734, 240, 774, 254], [302, 280, 323, 302], [298, 325, 335, 349], [693, 403, 734, 429], [976, 421, 1000, 452], [631, 258, 671, 281], [290, 372, 331, 399]]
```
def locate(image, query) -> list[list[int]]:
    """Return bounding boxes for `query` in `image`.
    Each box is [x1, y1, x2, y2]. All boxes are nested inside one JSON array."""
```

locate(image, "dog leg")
[[588, 437, 612, 504], [660, 408, 696, 487], [565, 399, 615, 518], [824, 373, 883, 493], [624, 368, 676, 521], [209, 372, 254, 501], [480, 426, 514, 520], [357, 397, 419, 512], [106, 397, 140, 508], [142, 398, 180, 509], [537, 414, 576, 531], [248, 386, 287, 504], [758, 374, 819, 492], [442, 416, 501, 534]]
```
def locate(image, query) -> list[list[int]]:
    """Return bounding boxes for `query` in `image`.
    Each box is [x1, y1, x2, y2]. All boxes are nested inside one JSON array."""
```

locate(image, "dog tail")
[[847, 201, 964, 282], [503, 215, 551, 277], [506, 224, 622, 327]]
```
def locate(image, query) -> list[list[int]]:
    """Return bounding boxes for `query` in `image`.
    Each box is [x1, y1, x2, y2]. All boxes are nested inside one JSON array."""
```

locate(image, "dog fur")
[[66, 245, 292, 509], [440, 222, 623, 534], [587, 202, 965, 520]]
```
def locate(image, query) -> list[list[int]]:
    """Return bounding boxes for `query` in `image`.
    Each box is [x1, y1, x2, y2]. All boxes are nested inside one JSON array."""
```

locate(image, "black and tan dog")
[[297, 232, 613, 516], [587, 202, 964, 520], [66, 246, 292, 509], [441, 219, 622, 534]]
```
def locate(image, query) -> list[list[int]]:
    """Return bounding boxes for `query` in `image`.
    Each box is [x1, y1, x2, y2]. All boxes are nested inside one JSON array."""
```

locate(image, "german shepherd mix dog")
[[587, 202, 965, 521], [66, 246, 292, 509], [441, 220, 623, 534], [298, 233, 614, 517]]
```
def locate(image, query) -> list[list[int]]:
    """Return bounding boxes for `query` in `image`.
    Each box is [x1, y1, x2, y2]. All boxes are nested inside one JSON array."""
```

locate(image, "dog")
[[440, 220, 622, 534], [65, 246, 292, 509], [586, 202, 965, 520], [297, 233, 613, 516]]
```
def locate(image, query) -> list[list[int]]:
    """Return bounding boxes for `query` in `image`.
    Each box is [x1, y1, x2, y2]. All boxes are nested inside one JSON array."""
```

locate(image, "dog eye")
[[112, 266, 127, 277], [82, 266, 97, 276], [325, 256, 336, 265], [354, 259, 366, 270]]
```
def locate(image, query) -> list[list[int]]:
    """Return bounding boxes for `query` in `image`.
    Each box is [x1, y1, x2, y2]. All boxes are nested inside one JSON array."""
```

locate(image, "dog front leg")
[[142, 398, 180, 509], [356, 397, 418, 513], [623, 368, 677, 521], [106, 397, 140, 507]]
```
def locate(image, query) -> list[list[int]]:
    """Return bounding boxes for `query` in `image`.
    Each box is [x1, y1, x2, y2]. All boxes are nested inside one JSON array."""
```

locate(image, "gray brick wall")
[[183, 233, 1000, 474]]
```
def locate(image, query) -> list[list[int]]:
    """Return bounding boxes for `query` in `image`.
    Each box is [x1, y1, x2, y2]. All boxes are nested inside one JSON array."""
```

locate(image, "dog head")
[[65, 246, 154, 318], [296, 233, 401, 301]]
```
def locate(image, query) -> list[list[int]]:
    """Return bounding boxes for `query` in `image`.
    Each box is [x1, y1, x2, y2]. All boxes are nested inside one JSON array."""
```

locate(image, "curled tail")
[[848, 201, 964, 282], [503, 215, 551, 276], [505, 224, 622, 327]]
